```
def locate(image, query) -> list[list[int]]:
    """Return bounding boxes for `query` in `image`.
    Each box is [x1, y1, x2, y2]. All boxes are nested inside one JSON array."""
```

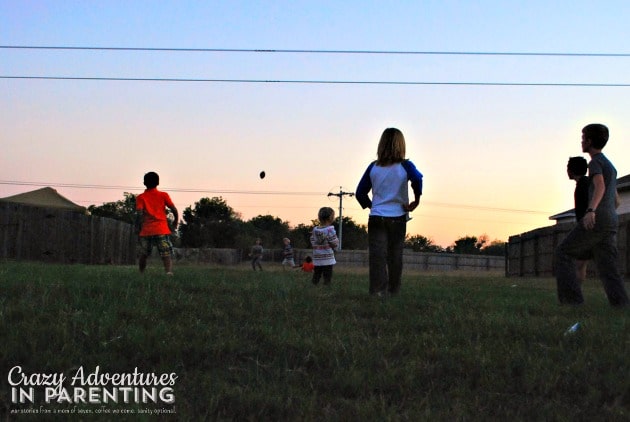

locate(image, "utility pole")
[[327, 187, 354, 251]]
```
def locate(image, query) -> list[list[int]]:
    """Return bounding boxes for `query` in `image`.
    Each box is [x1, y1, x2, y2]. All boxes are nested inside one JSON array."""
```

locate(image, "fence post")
[[16, 216, 23, 260], [503, 239, 510, 277], [534, 235, 539, 276], [519, 236, 524, 276]]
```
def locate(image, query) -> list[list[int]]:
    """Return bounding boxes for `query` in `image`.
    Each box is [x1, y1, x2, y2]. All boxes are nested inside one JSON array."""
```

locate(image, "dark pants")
[[368, 216, 407, 295], [312, 265, 333, 285], [555, 225, 629, 307], [251, 256, 262, 271]]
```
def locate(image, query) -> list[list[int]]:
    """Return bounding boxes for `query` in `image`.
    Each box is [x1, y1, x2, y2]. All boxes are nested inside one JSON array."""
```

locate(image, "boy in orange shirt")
[[135, 172, 179, 275]]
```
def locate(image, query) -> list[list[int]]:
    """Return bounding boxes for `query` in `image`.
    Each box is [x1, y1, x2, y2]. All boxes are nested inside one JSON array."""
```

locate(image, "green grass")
[[1, 261, 629, 420]]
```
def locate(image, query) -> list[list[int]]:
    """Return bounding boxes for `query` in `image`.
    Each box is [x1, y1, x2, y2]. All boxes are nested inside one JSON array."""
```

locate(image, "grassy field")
[[1, 261, 628, 421]]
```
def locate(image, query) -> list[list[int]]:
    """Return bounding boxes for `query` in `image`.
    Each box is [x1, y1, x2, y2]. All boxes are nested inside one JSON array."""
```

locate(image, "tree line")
[[87, 193, 506, 256]]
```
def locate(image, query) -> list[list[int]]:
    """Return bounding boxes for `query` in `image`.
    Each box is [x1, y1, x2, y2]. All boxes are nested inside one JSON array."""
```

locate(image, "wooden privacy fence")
[[0, 201, 505, 271], [0, 203, 136, 264], [507, 214, 630, 278], [308, 249, 504, 272], [172, 247, 505, 272]]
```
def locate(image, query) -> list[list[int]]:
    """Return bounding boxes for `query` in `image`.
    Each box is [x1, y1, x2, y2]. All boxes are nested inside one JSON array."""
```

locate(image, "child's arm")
[[355, 162, 375, 209], [168, 205, 179, 232], [327, 229, 339, 250], [402, 160, 423, 212], [135, 196, 144, 235], [134, 210, 144, 235]]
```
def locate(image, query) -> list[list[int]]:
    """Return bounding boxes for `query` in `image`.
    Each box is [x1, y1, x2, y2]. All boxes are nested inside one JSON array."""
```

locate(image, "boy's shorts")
[[139, 235, 173, 257]]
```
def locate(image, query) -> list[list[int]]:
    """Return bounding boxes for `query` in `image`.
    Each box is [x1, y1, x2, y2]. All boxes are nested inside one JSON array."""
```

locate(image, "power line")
[[0, 180, 552, 215], [0, 180, 321, 196], [3, 45, 630, 57], [2, 75, 629, 87]]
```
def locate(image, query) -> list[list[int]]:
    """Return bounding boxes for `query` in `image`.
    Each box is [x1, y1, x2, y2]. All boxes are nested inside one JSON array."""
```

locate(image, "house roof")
[[617, 174, 630, 191], [549, 209, 575, 221], [0, 187, 86, 212]]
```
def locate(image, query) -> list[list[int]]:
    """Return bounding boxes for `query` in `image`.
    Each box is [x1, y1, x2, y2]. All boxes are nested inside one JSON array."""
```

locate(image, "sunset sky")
[[2, 1, 630, 247]]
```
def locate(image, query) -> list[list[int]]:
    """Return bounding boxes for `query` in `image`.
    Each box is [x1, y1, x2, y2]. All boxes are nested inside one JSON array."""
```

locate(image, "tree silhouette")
[[405, 234, 444, 253], [87, 192, 137, 224], [179, 197, 242, 248]]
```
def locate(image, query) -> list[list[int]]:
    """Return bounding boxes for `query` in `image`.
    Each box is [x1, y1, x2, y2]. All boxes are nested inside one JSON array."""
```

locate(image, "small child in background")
[[310, 207, 339, 285], [281, 237, 296, 270], [567, 157, 589, 222], [300, 255, 314, 273], [250, 238, 263, 271]]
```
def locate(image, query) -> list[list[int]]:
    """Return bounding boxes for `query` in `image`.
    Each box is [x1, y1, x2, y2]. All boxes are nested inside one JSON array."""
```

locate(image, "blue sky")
[[2, 1, 630, 247]]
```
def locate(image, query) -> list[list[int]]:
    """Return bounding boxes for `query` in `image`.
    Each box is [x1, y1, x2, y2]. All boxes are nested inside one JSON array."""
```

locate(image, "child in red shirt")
[[300, 255, 314, 273], [136, 172, 179, 275]]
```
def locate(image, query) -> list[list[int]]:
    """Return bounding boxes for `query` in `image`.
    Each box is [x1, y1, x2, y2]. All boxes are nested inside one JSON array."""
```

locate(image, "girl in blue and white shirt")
[[356, 128, 423, 296]]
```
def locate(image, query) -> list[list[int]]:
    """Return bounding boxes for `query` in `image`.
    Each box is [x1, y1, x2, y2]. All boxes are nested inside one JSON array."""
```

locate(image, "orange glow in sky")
[[2, 3, 630, 247]]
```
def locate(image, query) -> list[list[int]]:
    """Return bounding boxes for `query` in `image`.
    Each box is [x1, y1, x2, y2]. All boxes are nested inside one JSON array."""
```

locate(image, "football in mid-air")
[[259, 171, 266, 179]]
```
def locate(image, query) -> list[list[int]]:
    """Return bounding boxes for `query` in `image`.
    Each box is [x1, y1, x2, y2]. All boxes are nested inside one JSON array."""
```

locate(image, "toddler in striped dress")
[[310, 207, 339, 285]]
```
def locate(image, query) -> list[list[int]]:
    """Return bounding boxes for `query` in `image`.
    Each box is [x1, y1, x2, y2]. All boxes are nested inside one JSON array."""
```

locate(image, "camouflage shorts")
[[139, 235, 173, 258]]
